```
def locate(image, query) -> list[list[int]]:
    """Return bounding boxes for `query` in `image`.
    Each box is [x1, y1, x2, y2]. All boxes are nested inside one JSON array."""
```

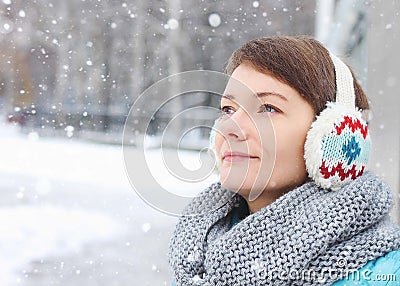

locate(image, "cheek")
[[250, 119, 274, 155], [275, 125, 308, 164]]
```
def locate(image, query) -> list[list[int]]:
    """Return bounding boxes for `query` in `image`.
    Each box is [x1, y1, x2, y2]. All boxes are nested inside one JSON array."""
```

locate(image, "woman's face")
[[214, 62, 315, 202]]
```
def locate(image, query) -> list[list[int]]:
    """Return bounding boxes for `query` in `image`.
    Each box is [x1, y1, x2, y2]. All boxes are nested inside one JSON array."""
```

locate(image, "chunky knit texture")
[[168, 172, 400, 285]]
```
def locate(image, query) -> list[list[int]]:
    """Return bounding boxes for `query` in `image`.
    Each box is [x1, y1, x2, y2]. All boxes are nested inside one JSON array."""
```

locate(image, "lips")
[[222, 151, 259, 162]]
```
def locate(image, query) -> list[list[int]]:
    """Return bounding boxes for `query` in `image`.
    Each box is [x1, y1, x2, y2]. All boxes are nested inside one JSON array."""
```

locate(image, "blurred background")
[[0, 0, 399, 285]]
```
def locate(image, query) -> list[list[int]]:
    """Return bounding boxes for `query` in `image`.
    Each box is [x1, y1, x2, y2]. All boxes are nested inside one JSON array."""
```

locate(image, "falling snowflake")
[[208, 13, 221, 28]]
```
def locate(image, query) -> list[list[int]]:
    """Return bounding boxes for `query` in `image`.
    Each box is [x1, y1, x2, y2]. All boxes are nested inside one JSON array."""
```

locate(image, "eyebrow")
[[256, 92, 288, 101], [222, 92, 288, 101]]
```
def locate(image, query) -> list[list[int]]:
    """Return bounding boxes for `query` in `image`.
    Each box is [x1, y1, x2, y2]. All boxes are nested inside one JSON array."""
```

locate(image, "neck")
[[245, 192, 281, 214], [243, 186, 296, 214], [244, 177, 312, 214]]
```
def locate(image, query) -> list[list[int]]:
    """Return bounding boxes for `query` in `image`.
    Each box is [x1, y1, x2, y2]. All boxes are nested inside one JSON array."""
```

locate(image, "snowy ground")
[[0, 121, 218, 286]]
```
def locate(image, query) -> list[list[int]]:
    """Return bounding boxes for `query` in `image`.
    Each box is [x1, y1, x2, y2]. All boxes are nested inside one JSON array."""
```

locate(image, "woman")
[[168, 36, 400, 285]]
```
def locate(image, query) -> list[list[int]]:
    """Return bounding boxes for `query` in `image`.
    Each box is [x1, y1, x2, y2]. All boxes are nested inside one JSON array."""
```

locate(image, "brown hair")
[[226, 35, 369, 116]]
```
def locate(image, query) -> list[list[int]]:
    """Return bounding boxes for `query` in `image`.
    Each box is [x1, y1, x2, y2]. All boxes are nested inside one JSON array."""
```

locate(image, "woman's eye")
[[220, 106, 235, 115], [259, 104, 279, 113]]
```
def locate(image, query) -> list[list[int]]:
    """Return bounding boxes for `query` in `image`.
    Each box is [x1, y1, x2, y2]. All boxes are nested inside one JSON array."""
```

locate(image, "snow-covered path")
[[0, 122, 217, 285]]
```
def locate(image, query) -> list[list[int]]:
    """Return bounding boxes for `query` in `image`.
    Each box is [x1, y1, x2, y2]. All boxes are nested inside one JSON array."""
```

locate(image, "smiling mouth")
[[222, 152, 259, 162]]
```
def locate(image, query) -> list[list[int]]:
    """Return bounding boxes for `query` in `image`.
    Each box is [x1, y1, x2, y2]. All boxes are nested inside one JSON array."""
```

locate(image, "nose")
[[217, 108, 252, 141]]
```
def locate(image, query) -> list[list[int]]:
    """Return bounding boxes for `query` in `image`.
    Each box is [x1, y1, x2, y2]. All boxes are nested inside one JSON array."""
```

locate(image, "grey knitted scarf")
[[168, 172, 400, 285]]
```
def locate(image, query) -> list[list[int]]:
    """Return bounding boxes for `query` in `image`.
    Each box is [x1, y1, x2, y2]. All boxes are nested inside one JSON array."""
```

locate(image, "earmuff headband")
[[329, 53, 356, 109]]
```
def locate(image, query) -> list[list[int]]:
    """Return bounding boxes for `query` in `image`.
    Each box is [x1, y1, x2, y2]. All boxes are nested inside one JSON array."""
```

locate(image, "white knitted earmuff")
[[304, 53, 371, 190]]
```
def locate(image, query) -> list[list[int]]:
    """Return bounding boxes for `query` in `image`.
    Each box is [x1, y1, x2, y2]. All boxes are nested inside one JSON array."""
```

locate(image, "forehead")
[[223, 63, 298, 102]]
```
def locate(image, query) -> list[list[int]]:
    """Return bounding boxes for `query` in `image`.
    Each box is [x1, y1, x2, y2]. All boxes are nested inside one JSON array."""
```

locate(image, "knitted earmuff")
[[304, 53, 371, 190]]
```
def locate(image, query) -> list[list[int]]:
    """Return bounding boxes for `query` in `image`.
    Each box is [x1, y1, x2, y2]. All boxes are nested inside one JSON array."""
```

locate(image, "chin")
[[220, 178, 239, 192], [220, 177, 264, 195], [220, 176, 245, 192]]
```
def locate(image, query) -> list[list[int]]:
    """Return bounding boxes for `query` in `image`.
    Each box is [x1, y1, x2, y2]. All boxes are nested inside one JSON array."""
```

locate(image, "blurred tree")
[[0, 0, 315, 140]]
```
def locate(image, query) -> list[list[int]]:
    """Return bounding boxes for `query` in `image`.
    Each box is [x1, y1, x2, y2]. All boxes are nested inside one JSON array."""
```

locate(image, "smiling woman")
[[168, 36, 400, 285], [215, 63, 315, 212]]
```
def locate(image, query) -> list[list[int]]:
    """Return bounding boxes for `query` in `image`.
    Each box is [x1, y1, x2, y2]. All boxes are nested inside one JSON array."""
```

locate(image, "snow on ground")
[[0, 121, 218, 285], [0, 124, 129, 190], [0, 205, 125, 286]]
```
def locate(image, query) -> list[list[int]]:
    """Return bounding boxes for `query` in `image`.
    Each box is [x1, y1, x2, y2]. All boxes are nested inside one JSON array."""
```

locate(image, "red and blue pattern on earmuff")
[[320, 114, 370, 180], [304, 53, 371, 190]]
